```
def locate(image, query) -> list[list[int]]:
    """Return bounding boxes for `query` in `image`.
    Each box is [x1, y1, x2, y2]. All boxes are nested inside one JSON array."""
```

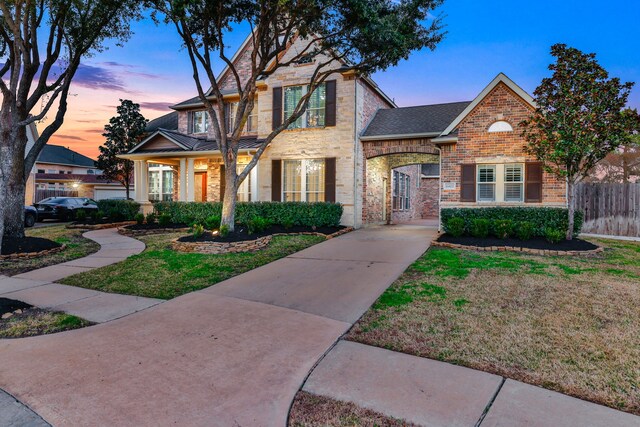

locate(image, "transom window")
[[191, 111, 209, 134], [284, 83, 326, 129], [227, 101, 258, 134], [476, 163, 525, 203], [282, 159, 325, 202], [392, 170, 410, 211], [488, 120, 513, 132]]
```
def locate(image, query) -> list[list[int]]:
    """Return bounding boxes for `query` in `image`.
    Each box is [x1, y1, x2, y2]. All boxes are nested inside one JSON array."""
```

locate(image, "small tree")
[[96, 100, 148, 199], [152, 0, 445, 232], [0, 0, 140, 245], [521, 44, 640, 240]]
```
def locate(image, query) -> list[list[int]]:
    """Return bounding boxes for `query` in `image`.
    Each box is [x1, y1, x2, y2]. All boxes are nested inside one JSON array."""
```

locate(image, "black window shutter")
[[272, 87, 283, 130], [271, 160, 282, 201], [219, 165, 226, 201], [324, 157, 336, 202], [460, 164, 476, 202], [187, 111, 193, 133], [325, 81, 336, 127], [525, 162, 543, 203]]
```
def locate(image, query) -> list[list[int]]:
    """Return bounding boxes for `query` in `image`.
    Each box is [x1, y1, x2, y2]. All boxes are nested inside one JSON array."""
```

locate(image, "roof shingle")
[[37, 145, 96, 168]]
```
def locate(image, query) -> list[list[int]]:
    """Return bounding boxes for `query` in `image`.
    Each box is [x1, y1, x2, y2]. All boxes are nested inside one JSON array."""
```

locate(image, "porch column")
[[179, 158, 187, 201], [137, 160, 149, 203], [186, 158, 195, 202], [133, 160, 142, 201]]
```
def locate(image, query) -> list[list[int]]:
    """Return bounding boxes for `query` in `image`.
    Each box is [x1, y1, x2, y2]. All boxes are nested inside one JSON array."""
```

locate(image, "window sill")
[[283, 126, 328, 133]]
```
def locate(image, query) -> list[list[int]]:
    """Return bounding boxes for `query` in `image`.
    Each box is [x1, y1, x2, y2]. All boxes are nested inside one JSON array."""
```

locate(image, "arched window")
[[488, 121, 513, 133]]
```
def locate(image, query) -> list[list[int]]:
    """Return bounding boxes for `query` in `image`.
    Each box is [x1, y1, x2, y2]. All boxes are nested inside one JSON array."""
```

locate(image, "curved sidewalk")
[[0, 228, 161, 323]]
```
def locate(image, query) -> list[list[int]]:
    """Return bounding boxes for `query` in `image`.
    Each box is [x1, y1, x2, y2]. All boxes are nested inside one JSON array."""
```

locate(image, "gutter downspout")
[[353, 78, 359, 229], [435, 146, 442, 232]]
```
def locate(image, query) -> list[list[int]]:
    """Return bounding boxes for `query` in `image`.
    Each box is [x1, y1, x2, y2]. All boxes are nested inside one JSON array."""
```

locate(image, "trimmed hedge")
[[441, 207, 583, 238], [96, 200, 140, 221], [153, 201, 343, 228]]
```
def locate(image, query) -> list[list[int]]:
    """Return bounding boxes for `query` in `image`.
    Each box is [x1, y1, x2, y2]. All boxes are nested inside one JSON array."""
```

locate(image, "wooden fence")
[[35, 189, 78, 203], [574, 182, 640, 237]]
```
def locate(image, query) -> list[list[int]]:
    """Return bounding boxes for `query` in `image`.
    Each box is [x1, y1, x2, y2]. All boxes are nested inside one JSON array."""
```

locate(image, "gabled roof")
[[361, 101, 471, 140], [440, 73, 535, 136], [37, 145, 96, 168], [128, 129, 263, 155], [146, 112, 179, 132]]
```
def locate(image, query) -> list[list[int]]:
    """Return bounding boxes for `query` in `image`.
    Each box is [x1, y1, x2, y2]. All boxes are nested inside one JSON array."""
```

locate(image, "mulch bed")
[[0, 298, 32, 316], [124, 223, 189, 231], [437, 234, 599, 252], [1, 236, 62, 256], [178, 225, 347, 243]]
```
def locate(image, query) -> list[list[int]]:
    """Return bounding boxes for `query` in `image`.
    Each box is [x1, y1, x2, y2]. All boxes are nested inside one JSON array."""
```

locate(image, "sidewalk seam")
[[475, 377, 506, 427]]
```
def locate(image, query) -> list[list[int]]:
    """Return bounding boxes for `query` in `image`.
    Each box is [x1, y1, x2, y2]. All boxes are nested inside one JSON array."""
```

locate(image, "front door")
[[195, 172, 207, 202]]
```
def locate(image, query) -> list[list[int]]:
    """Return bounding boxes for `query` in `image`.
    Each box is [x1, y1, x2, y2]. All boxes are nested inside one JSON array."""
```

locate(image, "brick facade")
[[419, 177, 439, 218]]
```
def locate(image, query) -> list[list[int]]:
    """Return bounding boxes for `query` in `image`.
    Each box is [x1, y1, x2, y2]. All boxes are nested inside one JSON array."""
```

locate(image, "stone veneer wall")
[[419, 178, 439, 218], [390, 164, 423, 223]]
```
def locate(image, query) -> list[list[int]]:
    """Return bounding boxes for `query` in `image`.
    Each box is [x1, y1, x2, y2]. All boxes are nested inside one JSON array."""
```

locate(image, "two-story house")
[[121, 35, 567, 228]]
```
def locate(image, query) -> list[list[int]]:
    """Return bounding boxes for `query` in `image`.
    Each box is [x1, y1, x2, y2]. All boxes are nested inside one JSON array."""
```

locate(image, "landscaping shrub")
[[470, 219, 490, 238], [145, 212, 156, 225], [158, 213, 171, 227], [154, 201, 343, 228], [75, 209, 87, 221], [445, 217, 465, 237], [135, 213, 145, 225], [441, 207, 583, 238], [91, 210, 104, 221], [545, 228, 565, 244], [492, 219, 513, 239], [204, 215, 221, 230], [247, 216, 271, 234], [282, 218, 294, 229], [97, 200, 140, 221], [191, 223, 205, 238], [219, 224, 230, 237], [516, 221, 534, 240]]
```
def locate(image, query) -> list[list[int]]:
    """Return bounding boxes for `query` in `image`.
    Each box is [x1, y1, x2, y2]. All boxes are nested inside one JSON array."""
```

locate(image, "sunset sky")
[[41, 0, 640, 159]]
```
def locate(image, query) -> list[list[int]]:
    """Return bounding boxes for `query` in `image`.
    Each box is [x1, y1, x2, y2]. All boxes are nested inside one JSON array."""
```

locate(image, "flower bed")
[[0, 236, 66, 259]]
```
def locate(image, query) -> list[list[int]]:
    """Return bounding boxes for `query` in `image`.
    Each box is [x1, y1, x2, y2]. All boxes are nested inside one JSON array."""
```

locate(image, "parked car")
[[34, 197, 98, 221], [24, 206, 37, 227]]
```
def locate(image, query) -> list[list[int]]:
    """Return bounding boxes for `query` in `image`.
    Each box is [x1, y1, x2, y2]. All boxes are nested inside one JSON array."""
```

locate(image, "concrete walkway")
[[0, 224, 435, 426], [0, 228, 160, 323]]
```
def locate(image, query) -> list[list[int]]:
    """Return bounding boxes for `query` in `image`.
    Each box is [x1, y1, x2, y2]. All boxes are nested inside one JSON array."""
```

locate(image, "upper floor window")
[[191, 110, 209, 134], [488, 120, 513, 133], [227, 101, 258, 135], [37, 169, 45, 174], [284, 83, 326, 129]]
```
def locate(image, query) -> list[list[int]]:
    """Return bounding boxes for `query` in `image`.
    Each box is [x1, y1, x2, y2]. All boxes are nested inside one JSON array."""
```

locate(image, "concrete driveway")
[[0, 223, 436, 426]]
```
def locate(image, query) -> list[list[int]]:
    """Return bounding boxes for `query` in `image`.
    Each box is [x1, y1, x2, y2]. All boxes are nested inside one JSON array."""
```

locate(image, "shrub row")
[[153, 201, 343, 228], [96, 200, 140, 221], [441, 207, 583, 238]]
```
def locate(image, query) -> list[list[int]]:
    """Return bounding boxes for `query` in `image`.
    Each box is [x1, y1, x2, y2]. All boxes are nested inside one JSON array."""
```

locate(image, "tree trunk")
[[0, 155, 6, 251], [125, 184, 130, 200], [3, 127, 28, 239], [566, 180, 576, 241], [220, 158, 238, 232]]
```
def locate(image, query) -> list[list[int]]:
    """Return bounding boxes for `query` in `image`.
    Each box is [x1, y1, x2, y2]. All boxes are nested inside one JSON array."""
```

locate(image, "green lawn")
[[0, 225, 100, 276], [60, 232, 325, 299], [348, 238, 640, 415]]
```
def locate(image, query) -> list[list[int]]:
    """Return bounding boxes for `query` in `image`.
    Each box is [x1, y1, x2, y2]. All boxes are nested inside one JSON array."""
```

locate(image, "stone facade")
[[440, 82, 566, 207], [390, 164, 423, 223], [419, 178, 439, 218]]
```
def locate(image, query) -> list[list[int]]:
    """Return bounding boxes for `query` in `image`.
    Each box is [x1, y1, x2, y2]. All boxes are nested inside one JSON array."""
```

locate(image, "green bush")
[[135, 213, 145, 225], [145, 212, 156, 225], [204, 215, 221, 230], [441, 207, 583, 238], [282, 218, 295, 229], [246, 216, 271, 234], [492, 219, 513, 239], [91, 210, 104, 221], [158, 213, 171, 227], [191, 223, 205, 238], [154, 201, 343, 228], [96, 200, 140, 221], [446, 217, 465, 237], [470, 219, 490, 238], [545, 228, 565, 244], [219, 224, 230, 237], [516, 221, 534, 240], [75, 209, 87, 221]]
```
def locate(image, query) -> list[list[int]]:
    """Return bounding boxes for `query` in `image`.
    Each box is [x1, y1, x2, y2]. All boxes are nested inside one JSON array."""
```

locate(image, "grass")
[[348, 238, 640, 415], [288, 391, 416, 427], [59, 232, 325, 299], [0, 225, 100, 276], [0, 308, 90, 338]]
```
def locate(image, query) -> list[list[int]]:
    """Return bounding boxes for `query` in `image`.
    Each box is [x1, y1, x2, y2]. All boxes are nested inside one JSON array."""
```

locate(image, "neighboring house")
[[25, 126, 127, 203], [121, 35, 567, 228]]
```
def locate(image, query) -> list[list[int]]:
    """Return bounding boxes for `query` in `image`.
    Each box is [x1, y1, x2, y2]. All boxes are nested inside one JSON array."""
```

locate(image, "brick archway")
[[362, 139, 440, 225]]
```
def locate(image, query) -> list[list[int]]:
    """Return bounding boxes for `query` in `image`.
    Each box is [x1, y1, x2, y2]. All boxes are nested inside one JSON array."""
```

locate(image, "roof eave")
[[360, 131, 441, 141]]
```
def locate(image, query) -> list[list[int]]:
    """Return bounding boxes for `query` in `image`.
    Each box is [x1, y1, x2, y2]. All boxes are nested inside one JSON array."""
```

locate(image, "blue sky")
[[50, 0, 640, 157]]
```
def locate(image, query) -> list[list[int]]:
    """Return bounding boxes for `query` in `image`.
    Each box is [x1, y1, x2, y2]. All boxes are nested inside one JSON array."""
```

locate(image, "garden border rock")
[[118, 226, 190, 237], [67, 221, 136, 230], [431, 233, 604, 257], [172, 227, 353, 255], [0, 244, 67, 260]]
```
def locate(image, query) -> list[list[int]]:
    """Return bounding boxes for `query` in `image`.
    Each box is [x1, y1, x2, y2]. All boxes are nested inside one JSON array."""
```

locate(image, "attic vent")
[[488, 121, 513, 133]]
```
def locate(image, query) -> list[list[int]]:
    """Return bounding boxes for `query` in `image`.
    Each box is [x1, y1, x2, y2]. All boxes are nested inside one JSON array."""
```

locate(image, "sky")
[[38, 0, 640, 159]]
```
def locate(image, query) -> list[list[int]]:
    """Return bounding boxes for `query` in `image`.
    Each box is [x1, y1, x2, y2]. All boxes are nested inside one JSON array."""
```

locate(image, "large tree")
[[521, 43, 640, 240], [152, 0, 445, 232], [0, 0, 140, 245], [96, 100, 148, 199]]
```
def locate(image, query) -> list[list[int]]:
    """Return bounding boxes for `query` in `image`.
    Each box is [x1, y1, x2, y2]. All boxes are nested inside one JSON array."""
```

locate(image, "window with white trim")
[[236, 164, 258, 202], [477, 165, 496, 202], [148, 163, 174, 202], [488, 121, 513, 132], [227, 101, 258, 134], [284, 83, 326, 129], [392, 170, 411, 211], [282, 159, 325, 202], [192, 111, 209, 134], [504, 164, 524, 202]]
